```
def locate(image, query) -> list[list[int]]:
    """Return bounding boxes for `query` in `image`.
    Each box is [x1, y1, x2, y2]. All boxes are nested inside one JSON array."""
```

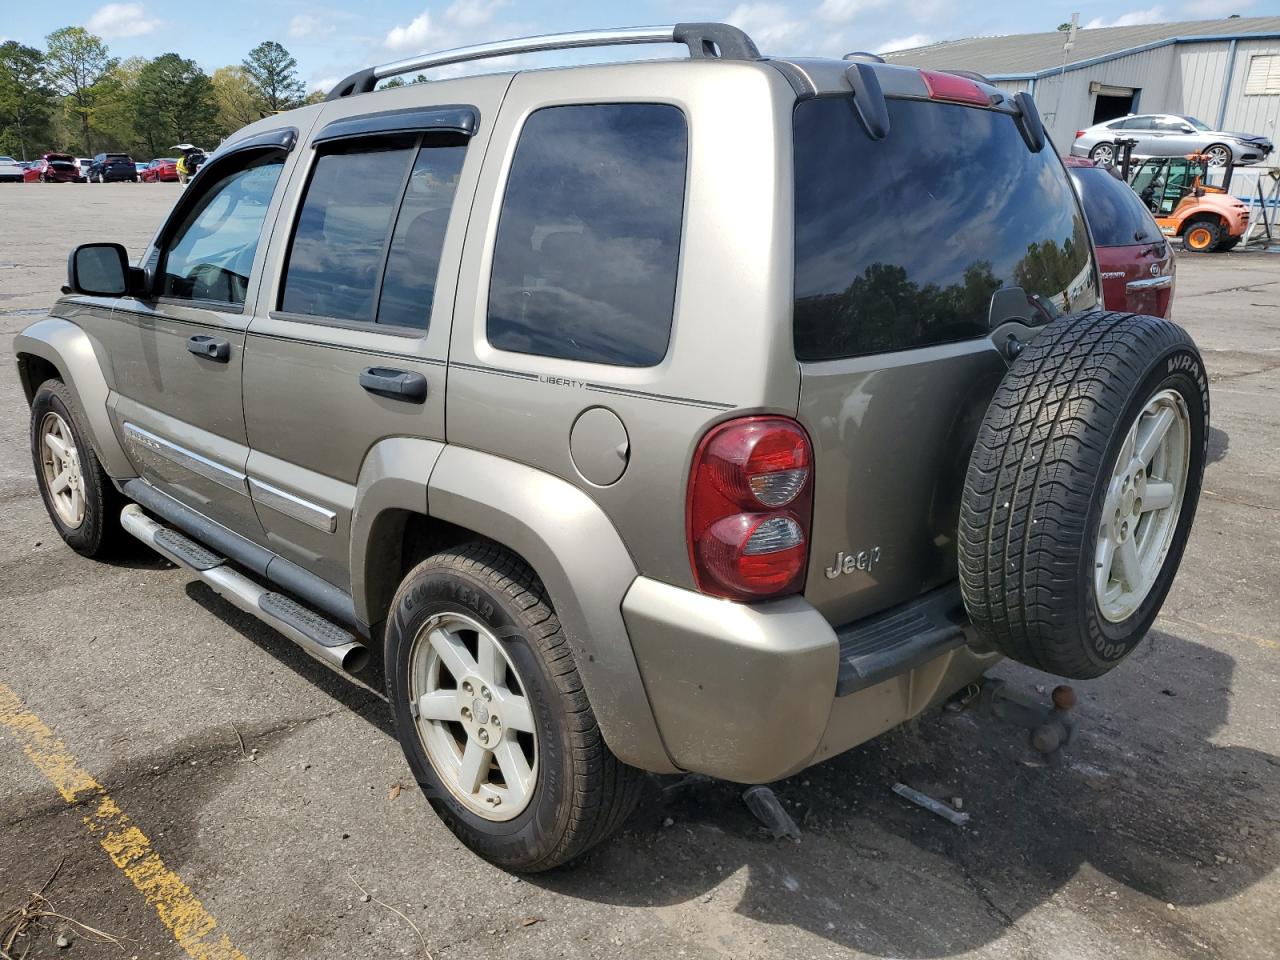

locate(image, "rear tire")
[[1182, 219, 1222, 253], [959, 312, 1208, 679], [385, 541, 643, 871], [1088, 142, 1116, 166], [30, 380, 125, 558]]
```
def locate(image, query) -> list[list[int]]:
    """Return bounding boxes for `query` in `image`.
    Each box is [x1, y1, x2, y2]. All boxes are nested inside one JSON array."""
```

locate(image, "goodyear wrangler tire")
[[959, 311, 1209, 679]]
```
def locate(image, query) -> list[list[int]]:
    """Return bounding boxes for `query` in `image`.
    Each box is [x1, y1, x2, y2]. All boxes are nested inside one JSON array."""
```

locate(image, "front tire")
[[1203, 143, 1232, 168], [959, 312, 1208, 679], [385, 542, 642, 871], [30, 380, 124, 558], [1183, 219, 1222, 253]]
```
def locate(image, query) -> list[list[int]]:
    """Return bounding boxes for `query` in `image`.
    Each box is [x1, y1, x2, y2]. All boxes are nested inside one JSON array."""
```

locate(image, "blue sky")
[[3, 0, 1277, 94]]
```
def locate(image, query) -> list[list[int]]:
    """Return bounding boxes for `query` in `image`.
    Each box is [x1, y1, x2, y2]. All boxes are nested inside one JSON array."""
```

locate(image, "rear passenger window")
[[486, 104, 687, 367], [280, 135, 465, 328]]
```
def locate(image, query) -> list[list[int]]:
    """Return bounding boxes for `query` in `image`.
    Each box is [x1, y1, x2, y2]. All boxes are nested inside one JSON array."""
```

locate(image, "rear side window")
[[486, 103, 687, 367], [793, 97, 1093, 361], [1069, 167, 1162, 247], [280, 136, 465, 329]]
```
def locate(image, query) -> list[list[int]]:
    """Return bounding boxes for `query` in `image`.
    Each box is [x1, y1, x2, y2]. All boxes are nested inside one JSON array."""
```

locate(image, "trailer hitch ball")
[[1030, 685, 1076, 759]]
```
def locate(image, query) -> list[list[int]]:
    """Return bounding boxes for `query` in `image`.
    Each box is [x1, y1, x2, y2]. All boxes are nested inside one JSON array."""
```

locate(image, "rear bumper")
[[622, 577, 998, 783]]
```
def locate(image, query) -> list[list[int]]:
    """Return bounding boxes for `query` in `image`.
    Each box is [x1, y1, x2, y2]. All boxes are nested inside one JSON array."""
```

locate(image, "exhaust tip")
[[341, 645, 371, 675]]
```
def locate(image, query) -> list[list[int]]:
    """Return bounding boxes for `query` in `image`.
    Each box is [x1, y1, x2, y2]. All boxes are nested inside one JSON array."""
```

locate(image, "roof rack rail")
[[327, 23, 760, 100]]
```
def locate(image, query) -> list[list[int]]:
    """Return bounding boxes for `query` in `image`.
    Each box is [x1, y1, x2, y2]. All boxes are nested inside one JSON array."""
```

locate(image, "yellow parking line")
[[0, 682, 248, 960]]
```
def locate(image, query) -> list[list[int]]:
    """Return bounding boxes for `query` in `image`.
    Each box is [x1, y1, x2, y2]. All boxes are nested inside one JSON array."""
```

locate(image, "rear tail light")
[[1074, 130, 1086, 139], [920, 70, 989, 107], [686, 417, 814, 601]]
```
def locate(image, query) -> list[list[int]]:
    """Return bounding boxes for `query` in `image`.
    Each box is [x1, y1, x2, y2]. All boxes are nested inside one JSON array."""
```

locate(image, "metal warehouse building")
[[885, 16, 1280, 151]]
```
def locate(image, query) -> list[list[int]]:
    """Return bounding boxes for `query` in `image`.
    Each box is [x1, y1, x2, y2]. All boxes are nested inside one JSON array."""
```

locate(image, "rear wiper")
[[845, 62, 889, 141]]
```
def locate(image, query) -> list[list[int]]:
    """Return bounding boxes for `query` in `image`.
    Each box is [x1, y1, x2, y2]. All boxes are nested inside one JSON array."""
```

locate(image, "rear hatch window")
[[792, 92, 1098, 628], [1068, 166, 1162, 247], [793, 96, 1094, 361]]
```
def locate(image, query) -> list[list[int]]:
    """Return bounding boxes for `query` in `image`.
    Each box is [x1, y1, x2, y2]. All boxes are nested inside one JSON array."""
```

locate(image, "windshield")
[[1069, 167, 1162, 246], [793, 96, 1096, 361], [1184, 116, 1211, 131]]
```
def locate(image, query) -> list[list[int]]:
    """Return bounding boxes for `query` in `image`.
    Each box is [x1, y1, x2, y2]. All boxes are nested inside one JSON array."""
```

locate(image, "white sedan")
[[0, 156, 24, 183]]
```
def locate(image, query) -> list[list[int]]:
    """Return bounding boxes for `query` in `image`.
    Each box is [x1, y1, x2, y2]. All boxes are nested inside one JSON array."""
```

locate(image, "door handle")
[[359, 367, 428, 403], [187, 335, 230, 362]]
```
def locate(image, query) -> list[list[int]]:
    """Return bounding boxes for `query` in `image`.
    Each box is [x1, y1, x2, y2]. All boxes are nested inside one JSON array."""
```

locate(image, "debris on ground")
[[1, 859, 123, 958], [742, 785, 802, 841], [349, 874, 432, 960], [891, 782, 971, 826], [388, 783, 402, 801], [519, 917, 540, 927]]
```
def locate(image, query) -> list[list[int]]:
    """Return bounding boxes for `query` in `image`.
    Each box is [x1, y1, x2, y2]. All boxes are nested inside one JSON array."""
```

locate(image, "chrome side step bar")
[[121, 505, 370, 675]]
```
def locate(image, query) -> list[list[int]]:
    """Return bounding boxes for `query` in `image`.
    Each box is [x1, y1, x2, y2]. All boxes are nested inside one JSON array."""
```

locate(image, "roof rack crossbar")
[[327, 22, 760, 100]]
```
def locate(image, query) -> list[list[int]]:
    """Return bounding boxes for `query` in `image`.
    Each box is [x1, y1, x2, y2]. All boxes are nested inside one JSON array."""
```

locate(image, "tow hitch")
[[951, 678, 1077, 764]]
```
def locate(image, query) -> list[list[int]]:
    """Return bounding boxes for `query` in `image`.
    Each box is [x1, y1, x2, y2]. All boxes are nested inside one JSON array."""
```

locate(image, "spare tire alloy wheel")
[[960, 311, 1209, 679], [1094, 390, 1190, 622], [409, 611, 537, 821], [38, 411, 85, 529]]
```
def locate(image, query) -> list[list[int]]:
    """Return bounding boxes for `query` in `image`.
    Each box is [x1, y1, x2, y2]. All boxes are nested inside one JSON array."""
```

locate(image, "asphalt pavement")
[[1, 182, 1277, 960]]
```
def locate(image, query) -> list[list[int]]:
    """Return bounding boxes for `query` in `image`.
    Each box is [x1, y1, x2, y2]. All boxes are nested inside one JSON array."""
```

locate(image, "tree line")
[[0, 29, 324, 161]]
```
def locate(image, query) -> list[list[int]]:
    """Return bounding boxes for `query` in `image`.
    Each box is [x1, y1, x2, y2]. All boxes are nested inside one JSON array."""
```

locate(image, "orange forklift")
[[1127, 152, 1251, 252]]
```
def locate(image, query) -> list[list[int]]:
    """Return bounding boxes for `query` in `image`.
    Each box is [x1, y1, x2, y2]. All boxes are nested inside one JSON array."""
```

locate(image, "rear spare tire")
[[959, 311, 1208, 678]]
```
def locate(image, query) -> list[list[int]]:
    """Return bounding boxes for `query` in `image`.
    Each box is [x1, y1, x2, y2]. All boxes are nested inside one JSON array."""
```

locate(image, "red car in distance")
[[1063, 156, 1174, 318], [141, 158, 179, 182], [22, 153, 85, 183]]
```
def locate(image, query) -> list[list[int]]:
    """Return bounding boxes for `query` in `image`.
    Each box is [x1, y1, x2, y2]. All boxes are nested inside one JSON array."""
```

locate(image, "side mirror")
[[1180, 125, 1195, 134], [66, 243, 147, 298]]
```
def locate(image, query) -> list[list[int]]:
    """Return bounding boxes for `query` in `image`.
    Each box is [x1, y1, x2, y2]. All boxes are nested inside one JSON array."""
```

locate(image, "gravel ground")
[[1, 182, 1278, 960]]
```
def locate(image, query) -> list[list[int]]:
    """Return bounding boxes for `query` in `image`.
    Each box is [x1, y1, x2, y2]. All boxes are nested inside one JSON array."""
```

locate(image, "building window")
[[1244, 53, 1280, 96]]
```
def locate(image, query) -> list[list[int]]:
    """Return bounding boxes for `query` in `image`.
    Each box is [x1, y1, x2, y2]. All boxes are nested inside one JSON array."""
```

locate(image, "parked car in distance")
[[17, 25, 1210, 872], [141, 158, 179, 182], [1072, 113, 1273, 168], [0, 156, 23, 183], [77, 158, 92, 173], [85, 152, 139, 183], [135, 162, 148, 175], [1063, 157, 1174, 317], [23, 154, 85, 183]]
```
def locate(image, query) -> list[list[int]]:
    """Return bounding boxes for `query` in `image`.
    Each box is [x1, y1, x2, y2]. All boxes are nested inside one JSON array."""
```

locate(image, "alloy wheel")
[[39, 412, 86, 528], [1094, 389, 1191, 622], [1091, 143, 1115, 165], [1205, 146, 1231, 168], [408, 612, 538, 821]]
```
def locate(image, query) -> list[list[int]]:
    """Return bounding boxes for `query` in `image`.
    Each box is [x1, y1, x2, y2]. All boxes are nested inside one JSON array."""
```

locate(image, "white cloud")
[[816, 0, 871, 22], [1186, 0, 1254, 15], [725, 3, 805, 51], [289, 15, 335, 40], [85, 3, 161, 39], [444, 0, 507, 29], [880, 33, 933, 52], [1084, 6, 1167, 29], [385, 10, 434, 52], [382, 2, 517, 57]]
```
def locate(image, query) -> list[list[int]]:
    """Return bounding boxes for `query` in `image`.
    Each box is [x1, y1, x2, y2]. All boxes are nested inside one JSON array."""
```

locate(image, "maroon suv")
[[23, 154, 85, 183], [1064, 156, 1174, 318]]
